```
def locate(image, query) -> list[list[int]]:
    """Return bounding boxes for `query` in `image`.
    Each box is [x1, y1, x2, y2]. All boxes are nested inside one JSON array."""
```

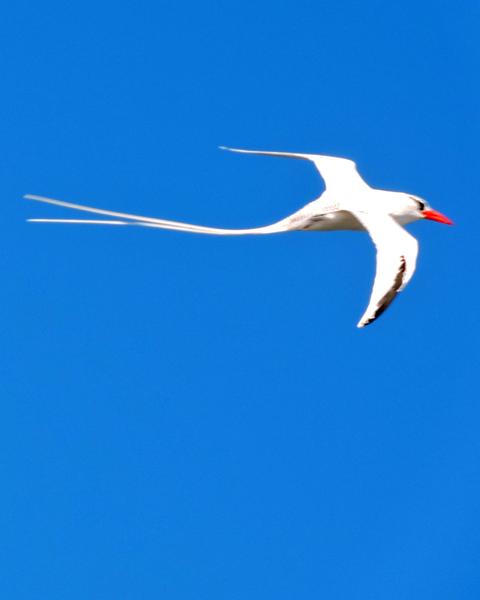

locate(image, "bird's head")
[[407, 195, 453, 225]]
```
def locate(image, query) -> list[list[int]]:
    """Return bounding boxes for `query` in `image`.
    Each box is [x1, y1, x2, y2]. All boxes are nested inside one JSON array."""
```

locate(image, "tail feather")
[[24, 194, 289, 236]]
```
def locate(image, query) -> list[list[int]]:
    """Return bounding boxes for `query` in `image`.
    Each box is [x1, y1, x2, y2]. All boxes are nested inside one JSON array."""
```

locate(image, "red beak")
[[423, 209, 453, 225]]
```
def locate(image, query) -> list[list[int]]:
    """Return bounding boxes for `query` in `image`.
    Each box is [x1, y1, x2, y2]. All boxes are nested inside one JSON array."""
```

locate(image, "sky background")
[[1, 1, 479, 598]]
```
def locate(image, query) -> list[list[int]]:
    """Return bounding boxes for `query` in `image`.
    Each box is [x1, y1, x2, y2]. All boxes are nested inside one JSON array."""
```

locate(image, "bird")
[[24, 146, 453, 328]]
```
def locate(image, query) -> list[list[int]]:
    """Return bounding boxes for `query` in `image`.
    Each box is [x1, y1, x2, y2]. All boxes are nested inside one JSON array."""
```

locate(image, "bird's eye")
[[410, 196, 425, 211]]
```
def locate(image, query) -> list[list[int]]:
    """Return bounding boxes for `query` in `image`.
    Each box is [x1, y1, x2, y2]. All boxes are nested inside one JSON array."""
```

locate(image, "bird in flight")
[[25, 147, 452, 327]]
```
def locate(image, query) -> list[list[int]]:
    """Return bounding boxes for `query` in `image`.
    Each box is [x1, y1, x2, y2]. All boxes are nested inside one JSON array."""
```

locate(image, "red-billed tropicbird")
[[24, 147, 453, 327]]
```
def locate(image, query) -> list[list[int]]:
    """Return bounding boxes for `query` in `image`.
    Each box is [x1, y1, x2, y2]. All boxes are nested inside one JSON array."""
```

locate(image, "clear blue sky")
[[2, 1, 479, 598]]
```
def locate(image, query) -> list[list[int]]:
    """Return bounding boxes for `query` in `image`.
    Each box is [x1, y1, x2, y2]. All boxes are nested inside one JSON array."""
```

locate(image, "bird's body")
[[25, 146, 452, 327], [274, 190, 421, 233]]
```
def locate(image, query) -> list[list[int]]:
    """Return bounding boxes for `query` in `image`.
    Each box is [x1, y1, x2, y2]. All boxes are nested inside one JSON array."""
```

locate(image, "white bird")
[[24, 147, 453, 327]]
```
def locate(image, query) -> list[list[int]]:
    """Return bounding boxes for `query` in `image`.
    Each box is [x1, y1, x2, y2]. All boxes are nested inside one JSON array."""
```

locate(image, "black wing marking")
[[360, 256, 407, 327]]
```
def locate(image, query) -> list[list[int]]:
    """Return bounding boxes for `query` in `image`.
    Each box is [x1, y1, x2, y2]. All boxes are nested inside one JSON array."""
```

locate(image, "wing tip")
[[219, 145, 243, 153]]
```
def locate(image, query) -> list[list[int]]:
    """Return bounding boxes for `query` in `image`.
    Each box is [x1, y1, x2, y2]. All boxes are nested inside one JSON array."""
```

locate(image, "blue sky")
[[1, 1, 479, 598]]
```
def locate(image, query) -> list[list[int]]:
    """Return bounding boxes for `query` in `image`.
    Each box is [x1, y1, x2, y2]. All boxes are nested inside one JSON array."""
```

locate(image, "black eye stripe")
[[410, 196, 425, 211]]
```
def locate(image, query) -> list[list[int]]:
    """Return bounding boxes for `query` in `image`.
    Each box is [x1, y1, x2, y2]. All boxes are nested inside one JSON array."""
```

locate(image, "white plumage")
[[25, 146, 452, 327]]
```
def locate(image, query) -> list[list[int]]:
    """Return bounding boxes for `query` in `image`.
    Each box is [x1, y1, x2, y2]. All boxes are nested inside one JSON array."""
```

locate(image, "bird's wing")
[[220, 146, 370, 192], [24, 194, 290, 235], [349, 211, 419, 328]]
